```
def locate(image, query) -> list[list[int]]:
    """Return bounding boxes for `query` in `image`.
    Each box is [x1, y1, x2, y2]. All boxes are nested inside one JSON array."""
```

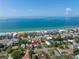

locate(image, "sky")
[[0, 0, 79, 18]]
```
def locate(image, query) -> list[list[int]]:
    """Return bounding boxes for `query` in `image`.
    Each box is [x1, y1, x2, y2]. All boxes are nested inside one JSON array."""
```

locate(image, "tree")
[[60, 44, 66, 49], [11, 50, 22, 59], [29, 49, 32, 59], [73, 48, 79, 55], [38, 41, 42, 48], [24, 33, 28, 38], [42, 51, 50, 59], [75, 38, 79, 43], [19, 39, 27, 46], [54, 34, 64, 45], [0, 43, 4, 48]]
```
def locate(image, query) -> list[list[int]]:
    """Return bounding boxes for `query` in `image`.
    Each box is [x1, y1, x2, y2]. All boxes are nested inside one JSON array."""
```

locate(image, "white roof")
[[21, 44, 25, 48], [13, 32, 17, 36], [46, 41, 51, 45], [7, 41, 13, 46], [59, 29, 65, 32], [46, 37, 52, 39], [44, 30, 47, 33], [68, 40, 75, 42]]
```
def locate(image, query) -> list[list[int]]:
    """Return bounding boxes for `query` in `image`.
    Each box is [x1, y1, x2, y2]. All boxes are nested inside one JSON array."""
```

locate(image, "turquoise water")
[[0, 17, 79, 32]]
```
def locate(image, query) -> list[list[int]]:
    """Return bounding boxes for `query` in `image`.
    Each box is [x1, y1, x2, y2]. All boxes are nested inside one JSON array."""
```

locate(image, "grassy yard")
[[0, 51, 8, 59], [56, 56, 65, 59], [47, 48, 54, 56]]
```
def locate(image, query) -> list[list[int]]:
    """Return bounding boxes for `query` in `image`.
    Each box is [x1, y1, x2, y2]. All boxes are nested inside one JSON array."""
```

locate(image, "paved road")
[[22, 49, 29, 59]]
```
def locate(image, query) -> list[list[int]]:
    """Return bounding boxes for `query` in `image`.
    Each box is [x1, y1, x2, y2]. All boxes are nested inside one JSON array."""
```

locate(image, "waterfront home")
[[17, 32, 24, 37], [13, 32, 17, 38]]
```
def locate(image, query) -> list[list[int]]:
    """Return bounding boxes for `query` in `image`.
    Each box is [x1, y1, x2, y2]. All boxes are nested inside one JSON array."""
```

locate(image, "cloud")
[[65, 8, 72, 15], [66, 8, 72, 12]]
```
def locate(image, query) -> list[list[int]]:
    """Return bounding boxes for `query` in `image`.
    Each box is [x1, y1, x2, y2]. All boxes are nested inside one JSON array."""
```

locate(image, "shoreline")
[[0, 26, 79, 33]]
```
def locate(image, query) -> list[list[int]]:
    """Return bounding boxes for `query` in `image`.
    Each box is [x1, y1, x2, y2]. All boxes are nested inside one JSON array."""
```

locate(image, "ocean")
[[0, 17, 79, 32]]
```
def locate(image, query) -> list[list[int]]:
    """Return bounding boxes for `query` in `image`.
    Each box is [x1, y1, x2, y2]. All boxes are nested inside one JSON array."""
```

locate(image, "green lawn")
[[56, 56, 64, 59]]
